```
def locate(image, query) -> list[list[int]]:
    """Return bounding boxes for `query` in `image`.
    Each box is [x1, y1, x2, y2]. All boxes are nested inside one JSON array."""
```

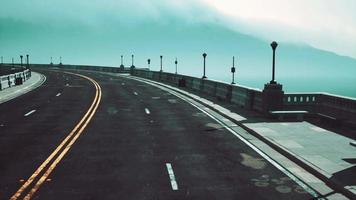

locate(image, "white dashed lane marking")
[[145, 108, 150, 115], [166, 163, 178, 190], [56, 93, 61, 97], [24, 110, 36, 117]]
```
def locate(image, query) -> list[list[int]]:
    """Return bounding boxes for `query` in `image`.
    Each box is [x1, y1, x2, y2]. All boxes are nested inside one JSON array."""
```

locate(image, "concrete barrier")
[[131, 69, 265, 112], [191, 78, 201, 91], [41, 66, 354, 126], [0, 69, 31, 91], [231, 86, 251, 108], [284, 92, 356, 126], [202, 80, 217, 96], [30, 64, 131, 74], [215, 82, 231, 101]]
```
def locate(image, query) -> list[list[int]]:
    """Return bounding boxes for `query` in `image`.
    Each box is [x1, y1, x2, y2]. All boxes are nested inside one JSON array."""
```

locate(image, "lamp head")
[[271, 41, 278, 50]]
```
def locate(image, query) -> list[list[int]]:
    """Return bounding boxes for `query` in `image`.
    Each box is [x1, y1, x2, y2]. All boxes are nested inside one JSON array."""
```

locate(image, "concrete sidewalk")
[[0, 72, 45, 104], [245, 122, 356, 198]]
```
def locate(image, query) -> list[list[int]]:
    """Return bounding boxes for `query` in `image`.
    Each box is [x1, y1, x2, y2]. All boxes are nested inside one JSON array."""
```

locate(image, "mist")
[[1, 0, 355, 97]]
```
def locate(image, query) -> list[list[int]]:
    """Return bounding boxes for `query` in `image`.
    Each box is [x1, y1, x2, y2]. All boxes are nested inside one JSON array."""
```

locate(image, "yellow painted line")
[[10, 72, 102, 200]]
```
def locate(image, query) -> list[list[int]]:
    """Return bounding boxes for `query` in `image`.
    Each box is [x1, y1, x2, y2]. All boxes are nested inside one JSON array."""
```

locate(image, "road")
[[0, 69, 315, 199]]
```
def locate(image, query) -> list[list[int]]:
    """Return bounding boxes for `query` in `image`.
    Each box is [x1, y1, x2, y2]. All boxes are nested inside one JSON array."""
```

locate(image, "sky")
[[1, 0, 355, 58], [1, 0, 355, 96], [203, 0, 356, 59]]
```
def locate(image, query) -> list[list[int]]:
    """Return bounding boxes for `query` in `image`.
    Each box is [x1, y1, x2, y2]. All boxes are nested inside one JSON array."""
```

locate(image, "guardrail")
[[132, 69, 356, 126], [0, 67, 31, 91]]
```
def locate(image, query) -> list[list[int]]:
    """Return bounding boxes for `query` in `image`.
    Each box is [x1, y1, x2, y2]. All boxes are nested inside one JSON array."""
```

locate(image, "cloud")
[[0, 0, 217, 27], [1, 0, 355, 58], [202, 0, 356, 58]]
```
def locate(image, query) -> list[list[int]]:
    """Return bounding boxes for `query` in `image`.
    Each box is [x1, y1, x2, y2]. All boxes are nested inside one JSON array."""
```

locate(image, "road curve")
[[0, 69, 316, 200]]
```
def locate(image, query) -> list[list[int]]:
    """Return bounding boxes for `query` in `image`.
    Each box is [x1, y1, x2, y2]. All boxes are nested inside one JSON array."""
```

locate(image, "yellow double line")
[[10, 72, 102, 200]]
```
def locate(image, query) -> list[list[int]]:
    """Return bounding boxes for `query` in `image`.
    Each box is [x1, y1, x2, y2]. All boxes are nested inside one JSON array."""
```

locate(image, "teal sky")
[[1, 0, 356, 97]]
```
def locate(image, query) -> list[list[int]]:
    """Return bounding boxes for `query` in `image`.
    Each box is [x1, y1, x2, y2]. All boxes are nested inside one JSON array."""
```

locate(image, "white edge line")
[[124, 75, 320, 198], [166, 163, 178, 190]]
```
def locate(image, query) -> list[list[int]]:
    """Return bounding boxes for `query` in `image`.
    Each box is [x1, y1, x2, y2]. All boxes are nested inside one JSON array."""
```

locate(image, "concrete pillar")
[[262, 83, 284, 113]]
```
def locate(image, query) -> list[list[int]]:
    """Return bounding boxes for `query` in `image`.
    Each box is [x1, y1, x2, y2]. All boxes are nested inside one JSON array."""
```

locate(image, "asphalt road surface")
[[0, 69, 316, 200]]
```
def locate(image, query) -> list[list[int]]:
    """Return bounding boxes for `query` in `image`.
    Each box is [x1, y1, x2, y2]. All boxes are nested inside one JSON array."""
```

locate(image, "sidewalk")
[[244, 122, 356, 198], [0, 72, 45, 104]]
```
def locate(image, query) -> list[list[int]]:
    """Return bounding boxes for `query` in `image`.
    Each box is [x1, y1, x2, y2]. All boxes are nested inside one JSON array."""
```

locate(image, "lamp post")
[[147, 59, 151, 69], [231, 56, 236, 84], [20, 55, 23, 67], [0, 56, 2, 74], [59, 56, 62, 65], [131, 54, 135, 68], [120, 55, 124, 69], [202, 53, 207, 79], [270, 41, 278, 84], [160, 55, 163, 72], [12, 57, 14, 67], [50, 57, 53, 65], [26, 54, 29, 69], [175, 58, 178, 74]]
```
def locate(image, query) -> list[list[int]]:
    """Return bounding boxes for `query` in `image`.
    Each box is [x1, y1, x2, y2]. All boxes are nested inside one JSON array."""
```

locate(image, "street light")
[[59, 56, 62, 65], [131, 54, 135, 68], [20, 55, 23, 67], [120, 55, 124, 69], [147, 59, 151, 69], [231, 56, 236, 84], [270, 41, 278, 84], [1, 56, 3, 65], [50, 57, 53, 65], [202, 53, 207, 79], [26, 54, 29, 69], [12, 57, 14, 67], [175, 58, 178, 74], [160, 55, 163, 72]]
